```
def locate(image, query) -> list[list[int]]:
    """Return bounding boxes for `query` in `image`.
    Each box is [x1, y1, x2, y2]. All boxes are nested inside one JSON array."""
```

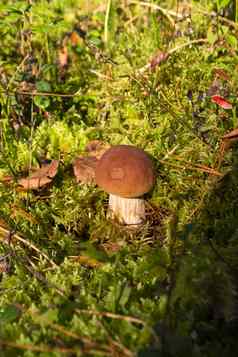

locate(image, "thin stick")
[[89, 69, 113, 80], [129, 0, 177, 26], [0, 341, 76, 354], [14, 234, 57, 267], [1, 89, 79, 98], [173, 155, 223, 175], [137, 38, 208, 74], [196, 6, 238, 30], [162, 144, 179, 160], [27, 307, 110, 353], [129, 0, 184, 19], [6, 55, 29, 91], [0, 225, 57, 268], [75, 308, 160, 346], [168, 38, 208, 55], [20, 255, 65, 296], [75, 308, 146, 326], [159, 159, 223, 176], [0, 340, 110, 356], [97, 320, 135, 357]]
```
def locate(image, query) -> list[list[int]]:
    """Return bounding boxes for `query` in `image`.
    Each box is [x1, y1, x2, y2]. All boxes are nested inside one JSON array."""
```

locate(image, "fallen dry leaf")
[[207, 78, 222, 97], [0, 175, 14, 184], [213, 68, 230, 81], [222, 128, 238, 140], [101, 241, 122, 254], [73, 156, 98, 184], [0, 255, 10, 274], [18, 160, 59, 190], [215, 128, 238, 168], [0, 217, 10, 230], [58, 46, 68, 68], [69, 31, 82, 46], [11, 205, 39, 225], [85, 140, 111, 159], [218, 140, 232, 160], [150, 51, 169, 70], [18, 81, 36, 92], [217, 127, 238, 164]]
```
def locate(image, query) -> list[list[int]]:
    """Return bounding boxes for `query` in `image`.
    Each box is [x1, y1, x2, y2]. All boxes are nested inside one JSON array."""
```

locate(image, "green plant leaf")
[[80, 242, 109, 262], [0, 305, 21, 324], [36, 80, 51, 92], [34, 95, 50, 109], [217, 0, 232, 10]]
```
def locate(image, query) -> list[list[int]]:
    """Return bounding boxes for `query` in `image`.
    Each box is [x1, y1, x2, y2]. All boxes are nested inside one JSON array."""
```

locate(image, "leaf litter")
[[18, 160, 59, 190]]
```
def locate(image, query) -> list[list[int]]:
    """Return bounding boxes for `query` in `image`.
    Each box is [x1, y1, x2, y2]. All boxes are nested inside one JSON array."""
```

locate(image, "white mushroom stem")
[[108, 194, 146, 226]]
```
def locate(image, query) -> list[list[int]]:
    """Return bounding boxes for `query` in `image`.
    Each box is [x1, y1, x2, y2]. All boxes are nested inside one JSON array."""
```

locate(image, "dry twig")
[[0, 341, 76, 354], [75, 308, 147, 326], [0, 224, 57, 268], [137, 39, 208, 74], [159, 157, 223, 177], [129, 0, 182, 26]]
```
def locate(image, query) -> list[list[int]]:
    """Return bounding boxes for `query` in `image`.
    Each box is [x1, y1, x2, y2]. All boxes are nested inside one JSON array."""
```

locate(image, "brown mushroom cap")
[[95, 145, 155, 198]]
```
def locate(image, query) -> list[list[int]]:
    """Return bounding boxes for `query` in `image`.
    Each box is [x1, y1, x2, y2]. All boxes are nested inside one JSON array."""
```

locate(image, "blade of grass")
[[104, 0, 112, 46]]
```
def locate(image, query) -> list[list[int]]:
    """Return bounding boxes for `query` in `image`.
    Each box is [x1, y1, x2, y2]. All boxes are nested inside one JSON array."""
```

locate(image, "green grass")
[[1, 0, 238, 356]]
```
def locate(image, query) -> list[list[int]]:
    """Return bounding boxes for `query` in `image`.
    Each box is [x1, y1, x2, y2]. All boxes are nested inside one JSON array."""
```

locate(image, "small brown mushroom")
[[95, 145, 155, 226]]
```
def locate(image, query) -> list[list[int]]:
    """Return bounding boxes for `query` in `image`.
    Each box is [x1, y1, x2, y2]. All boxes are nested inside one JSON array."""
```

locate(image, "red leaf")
[[211, 95, 232, 109]]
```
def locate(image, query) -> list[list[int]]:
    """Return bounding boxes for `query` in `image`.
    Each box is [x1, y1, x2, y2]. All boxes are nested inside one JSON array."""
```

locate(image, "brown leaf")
[[0, 257, 10, 274], [0, 175, 14, 184], [150, 52, 169, 70], [218, 140, 231, 162], [216, 139, 236, 169], [223, 128, 238, 140], [85, 140, 111, 159], [101, 241, 122, 253], [18, 81, 36, 92], [69, 31, 82, 46], [18, 160, 59, 190], [207, 78, 222, 96], [213, 68, 230, 81], [11, 205, 39, 224], [73, 156, 98, 184], [0, 217, 10, 230], [58, 46, 68, 68]]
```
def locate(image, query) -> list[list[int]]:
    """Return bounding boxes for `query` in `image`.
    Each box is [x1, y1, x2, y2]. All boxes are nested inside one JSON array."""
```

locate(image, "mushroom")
[[95, 145, 155, 226]]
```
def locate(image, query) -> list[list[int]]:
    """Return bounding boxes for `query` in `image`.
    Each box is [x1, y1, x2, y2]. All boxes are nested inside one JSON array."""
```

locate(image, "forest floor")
[[0, 1, 238, 356]]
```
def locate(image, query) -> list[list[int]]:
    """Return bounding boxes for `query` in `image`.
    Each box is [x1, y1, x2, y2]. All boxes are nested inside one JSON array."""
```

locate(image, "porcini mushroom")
[[95, 145, 155, 226]]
